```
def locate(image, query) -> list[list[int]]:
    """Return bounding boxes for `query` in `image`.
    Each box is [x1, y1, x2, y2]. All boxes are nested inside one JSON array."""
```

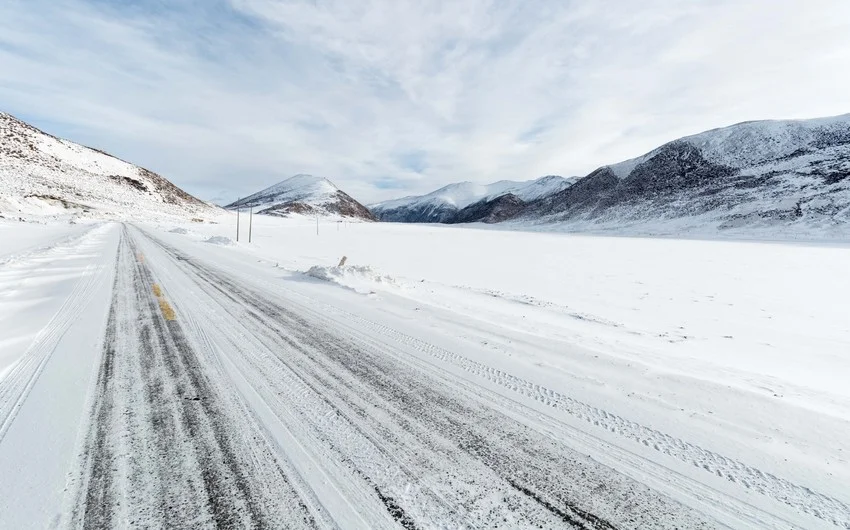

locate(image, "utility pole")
[[236, 198, 240, 242], [248, 206, 253, 243]]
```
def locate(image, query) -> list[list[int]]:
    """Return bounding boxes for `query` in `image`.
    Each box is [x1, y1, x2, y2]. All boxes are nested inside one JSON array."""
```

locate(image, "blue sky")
[[2, 0, 850, 204]]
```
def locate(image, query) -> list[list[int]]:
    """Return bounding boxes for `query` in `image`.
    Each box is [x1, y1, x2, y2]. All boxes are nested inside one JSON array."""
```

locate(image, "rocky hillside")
[[227, 174, 376, 220], [370, 175, 575, 223], [372, 114, 850, 237], [0, 112, 216, 220], [516, 114, 850, 235]]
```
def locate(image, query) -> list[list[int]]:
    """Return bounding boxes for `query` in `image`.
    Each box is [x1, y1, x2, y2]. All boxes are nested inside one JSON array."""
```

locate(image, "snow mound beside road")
[[306, 264, 397, 294], [204, 235, 234, 246]]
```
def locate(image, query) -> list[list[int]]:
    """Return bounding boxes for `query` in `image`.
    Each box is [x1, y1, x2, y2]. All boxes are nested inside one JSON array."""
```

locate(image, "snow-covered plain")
[[153, 215, 850, 525], [1, 214, 848, 528], [0, 219, 89, 263]]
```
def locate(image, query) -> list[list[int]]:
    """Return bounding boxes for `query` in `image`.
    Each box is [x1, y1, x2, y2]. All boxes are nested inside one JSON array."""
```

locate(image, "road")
[[0, 223, 846, 529]]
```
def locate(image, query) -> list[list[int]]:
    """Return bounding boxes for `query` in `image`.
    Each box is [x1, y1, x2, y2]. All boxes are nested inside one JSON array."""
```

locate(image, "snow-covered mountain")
[[372, 114, 850, 236], [0, 112, 216, 220], [516, 114, 850, 236], [227, 174, 376, 220], [370, 175, 575, 223]]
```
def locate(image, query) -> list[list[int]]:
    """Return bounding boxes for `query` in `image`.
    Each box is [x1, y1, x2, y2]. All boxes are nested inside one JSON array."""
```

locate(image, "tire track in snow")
[[145, 229, 848, 529], [69, 226, 317, 529], [142, 228, 715, 530], [278, 282, 850, 529], [0, 225, 110, 442]]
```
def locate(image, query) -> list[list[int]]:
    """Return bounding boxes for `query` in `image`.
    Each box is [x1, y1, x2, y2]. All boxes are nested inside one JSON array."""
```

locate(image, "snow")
[[504, 174, 578, 201], [232, 174, 340, 208], [608, 113, 850, 178], [0, 223, 117, 528], [686, 113, 850, 168], [0, 222, 111, 380], [370, 175, 575, 211], [0, 112, 217, 221], [146, 215, 850, 524], [0, 219, 88, 263], [306, 264, 397, 294], [165, 216, 850, 407], [227, 173, 376, 219], [204, 235, 234, 245], [3, 106, 849, 526], [1, 213, 848, 528]]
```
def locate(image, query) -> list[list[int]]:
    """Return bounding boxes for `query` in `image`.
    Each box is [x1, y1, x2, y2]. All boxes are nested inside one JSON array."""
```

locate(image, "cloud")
[[2, 0, 849, 204]]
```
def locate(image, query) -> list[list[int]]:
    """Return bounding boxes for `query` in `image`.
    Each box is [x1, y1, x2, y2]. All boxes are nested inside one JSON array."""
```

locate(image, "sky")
[[2, 0, 850, 205]]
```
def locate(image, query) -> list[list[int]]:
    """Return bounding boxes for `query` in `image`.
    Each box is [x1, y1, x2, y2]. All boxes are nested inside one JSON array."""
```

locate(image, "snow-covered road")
[[0, 221, 847, 529]]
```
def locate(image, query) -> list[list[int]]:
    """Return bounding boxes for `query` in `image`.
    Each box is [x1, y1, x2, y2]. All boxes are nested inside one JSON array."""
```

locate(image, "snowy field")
[[0, 214, 848, 529], [167, 216, 850, 412]]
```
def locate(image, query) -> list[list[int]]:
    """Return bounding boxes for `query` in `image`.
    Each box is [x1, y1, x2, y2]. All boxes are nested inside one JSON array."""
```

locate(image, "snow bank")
[[204, 235, 234, 246], [306, 264, 397, 294]]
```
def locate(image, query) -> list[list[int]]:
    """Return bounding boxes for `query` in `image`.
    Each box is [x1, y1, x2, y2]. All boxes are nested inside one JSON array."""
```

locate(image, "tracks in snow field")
[[0, 224, 108, 442], [54, 223, 849, 529], [273, 286, 850, 529], [68, 227, 316, 529], [131, 226, 717, 529]]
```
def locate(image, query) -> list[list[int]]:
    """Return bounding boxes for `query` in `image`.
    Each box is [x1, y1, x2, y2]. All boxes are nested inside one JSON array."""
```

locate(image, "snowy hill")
[[517, 113, 850, 236], [370, 175, 575, 223], [372, 113, 850, 237], [0, 112, 217, 220], [227, 174, 376, 220]]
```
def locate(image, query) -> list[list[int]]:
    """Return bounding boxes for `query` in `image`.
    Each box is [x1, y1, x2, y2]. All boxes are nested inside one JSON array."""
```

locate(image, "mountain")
[[227, 174, 376, 220], [370, 175, 576, 223], [449, 193, 527, 224], [372, 113, 850, 236], [513, 114, 850, 235], [0, 112, 216, 220]]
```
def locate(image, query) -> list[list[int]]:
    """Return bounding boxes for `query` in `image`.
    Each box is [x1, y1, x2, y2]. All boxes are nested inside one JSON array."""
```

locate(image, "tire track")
[[69, 226, 317, 529], [213, 251, 849, 529], [141, 228, 716, 530], [287, 293, 850, 529], [0, 225, 110, 442]]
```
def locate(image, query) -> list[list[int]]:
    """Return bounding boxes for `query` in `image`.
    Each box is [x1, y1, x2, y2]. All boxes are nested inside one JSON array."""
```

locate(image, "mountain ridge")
[[370, 175, 576, 223], [371, 113, 850, 235], [0, 111, 217, 220], [227, 174, 376, 220]]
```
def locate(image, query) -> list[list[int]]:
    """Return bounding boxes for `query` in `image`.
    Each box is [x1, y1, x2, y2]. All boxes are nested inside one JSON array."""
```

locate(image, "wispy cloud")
[[2, 0, 849, 203]]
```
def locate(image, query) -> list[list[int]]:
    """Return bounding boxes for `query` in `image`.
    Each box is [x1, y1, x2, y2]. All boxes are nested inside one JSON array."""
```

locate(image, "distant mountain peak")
[[370, 112, 850, 236], [522, 112, 850, 235], [227, 174, 375, 220], [370, 175, 576, 223]]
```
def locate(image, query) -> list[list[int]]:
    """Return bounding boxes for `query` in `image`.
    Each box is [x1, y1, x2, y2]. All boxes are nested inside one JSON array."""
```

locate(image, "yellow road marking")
[[158, 298, 176, 321], [152, 283, 175, 320]]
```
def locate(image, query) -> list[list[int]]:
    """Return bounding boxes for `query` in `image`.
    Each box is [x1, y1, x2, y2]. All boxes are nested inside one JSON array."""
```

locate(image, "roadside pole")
[[249, 206, 253, 243], [316, 214, 319, 236], [236, 198, 240, 242]]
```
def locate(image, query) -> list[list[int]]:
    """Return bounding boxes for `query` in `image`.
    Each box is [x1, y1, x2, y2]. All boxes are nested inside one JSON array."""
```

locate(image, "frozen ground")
[[0, 214, 848, 529], [0, 218, 89, 263]]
